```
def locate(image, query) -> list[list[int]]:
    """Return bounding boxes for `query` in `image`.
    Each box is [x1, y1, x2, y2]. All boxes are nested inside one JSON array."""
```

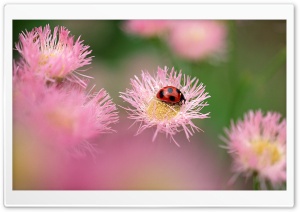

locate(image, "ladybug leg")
[[180, 94, 186, 104]]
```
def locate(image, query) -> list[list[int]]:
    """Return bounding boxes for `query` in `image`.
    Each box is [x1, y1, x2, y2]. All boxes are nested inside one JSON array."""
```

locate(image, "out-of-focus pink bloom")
[[123, 20, 169, 37], [15, 24, 93, 87], [222, 110, 286, 189], [120, 66, 210, 146], [35, 88, 117, 156], [13, 66, 118, 157], [167, 20, 227, 61], [13, 62, 46, 123]]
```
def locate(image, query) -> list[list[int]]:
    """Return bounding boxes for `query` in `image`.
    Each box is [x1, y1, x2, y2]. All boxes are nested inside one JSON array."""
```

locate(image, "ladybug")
[[156, 86, 186, 105]]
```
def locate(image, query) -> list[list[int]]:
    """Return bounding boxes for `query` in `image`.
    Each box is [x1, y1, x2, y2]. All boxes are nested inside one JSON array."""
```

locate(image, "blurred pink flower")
[[13, 62, 46, 122], [222, 110, 286, 189], [37, 89, 117, 156], [13, 67, 118, 157], [167, 20, 227, 61], [123, 20, 168, 37], [15, 24, 93, 87], [120, 66, 210, 146]]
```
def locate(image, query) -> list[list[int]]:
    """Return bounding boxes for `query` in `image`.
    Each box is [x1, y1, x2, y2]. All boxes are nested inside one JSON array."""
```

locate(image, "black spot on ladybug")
[[167, 87, 173, 93], [169, 96, 175, 101], [159, 90, 164, 98]]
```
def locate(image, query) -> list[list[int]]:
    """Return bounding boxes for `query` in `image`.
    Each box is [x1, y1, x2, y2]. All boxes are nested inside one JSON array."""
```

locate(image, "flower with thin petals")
[[123, 20, 169, 37], [34, 88, 118, 156], [167, 20, 227, 61], [15, 24, 93, 87], [13, 67, 118, 157], [120, 66, 210, 146], [221, 110, 286, 189]]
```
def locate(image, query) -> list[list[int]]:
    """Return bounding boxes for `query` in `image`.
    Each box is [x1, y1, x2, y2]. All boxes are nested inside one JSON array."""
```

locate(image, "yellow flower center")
[[39, 54, 51, 66], [46, 108, 75, 132], [251, 140, 282, 165], [38, 52, 66, 79], [146, 98, 181, 121], [187, 27, 206, 43]]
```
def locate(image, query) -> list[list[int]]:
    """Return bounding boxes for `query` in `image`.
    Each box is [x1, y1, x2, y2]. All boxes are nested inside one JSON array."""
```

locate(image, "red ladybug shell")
[[156, 86, 186, 104]]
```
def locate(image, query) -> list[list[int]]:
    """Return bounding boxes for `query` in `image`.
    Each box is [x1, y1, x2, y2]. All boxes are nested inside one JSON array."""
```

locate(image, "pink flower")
[[13, 67, 118, 157], [221, 110, 286, 189], [123, 20, 169, 37], [119, 66, 210, 146], [13, 62, 46, 122], [167, 20, 227, 61], [15, 24, 93, 87]]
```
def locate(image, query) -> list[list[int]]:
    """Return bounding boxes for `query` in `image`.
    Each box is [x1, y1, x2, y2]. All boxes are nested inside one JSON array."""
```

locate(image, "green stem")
[[253, 174, 260, 190], [282, 182, 287, 190], [265, 180, 273, 190]]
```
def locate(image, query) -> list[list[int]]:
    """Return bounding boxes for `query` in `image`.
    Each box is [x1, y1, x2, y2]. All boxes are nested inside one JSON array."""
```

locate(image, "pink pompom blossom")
[[167, 20, 227, 61], [120, 66, 210, 146], [123, 20, 169, 37], [13, 66, 118, 157], [221, 110, 286, 189], [33, 87, 118, 156], [15, 24, 93, 87]]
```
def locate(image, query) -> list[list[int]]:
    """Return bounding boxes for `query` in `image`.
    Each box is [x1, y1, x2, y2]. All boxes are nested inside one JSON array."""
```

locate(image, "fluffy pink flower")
[[13, 62, 46, 121], [167, 20, 227, 61], [34, 88, 118, 156], [13, 68, 118, 157], [15, 24, 93, 87], [221, 110, 286, 189], [123, 20, 169, 37], [120, 66, 210, 146]]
